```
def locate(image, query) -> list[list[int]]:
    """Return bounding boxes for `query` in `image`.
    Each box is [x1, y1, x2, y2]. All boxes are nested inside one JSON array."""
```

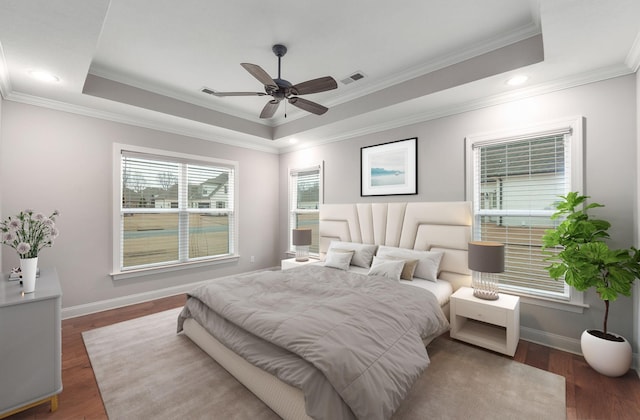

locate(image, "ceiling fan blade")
[[209, 91, 267, 97], [288, 97, 328, 115], [260, 100, 281, 119], [291, 76, 338, 95], [241, 63, 277, 89]]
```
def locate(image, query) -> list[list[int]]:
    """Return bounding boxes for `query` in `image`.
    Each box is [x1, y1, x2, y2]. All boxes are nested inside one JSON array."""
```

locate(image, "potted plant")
[[542, 192, 640, 376], [1, 209, 60, 293]]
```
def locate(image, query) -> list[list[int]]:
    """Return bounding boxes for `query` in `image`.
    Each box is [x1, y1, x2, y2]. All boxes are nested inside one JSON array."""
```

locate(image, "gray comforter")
[[177, 265, 449, 420]]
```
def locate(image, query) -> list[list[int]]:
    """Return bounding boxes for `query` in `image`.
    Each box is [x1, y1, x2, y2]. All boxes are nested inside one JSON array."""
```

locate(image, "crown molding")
[[322, 23, 542, 109], [88, 23, 541, 129], [626, 30, 640, 72], [3, 60, 632, 156], [4, 91, 280, 154], [280, 63, 634, 153], [0, 41, 12, 99], [88, 65, 282, 126]]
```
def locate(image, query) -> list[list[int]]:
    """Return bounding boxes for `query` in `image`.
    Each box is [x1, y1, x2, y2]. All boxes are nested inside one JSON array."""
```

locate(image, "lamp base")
[[295, 245, 309, 262], [472, 289, 499, 300], [472, 272, 500, 300]]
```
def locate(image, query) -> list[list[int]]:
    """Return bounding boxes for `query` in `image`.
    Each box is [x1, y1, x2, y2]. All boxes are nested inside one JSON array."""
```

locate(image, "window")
[[289, 164, 322, 255], [466, 117, 584, 306], [113, 144, 238, 277]]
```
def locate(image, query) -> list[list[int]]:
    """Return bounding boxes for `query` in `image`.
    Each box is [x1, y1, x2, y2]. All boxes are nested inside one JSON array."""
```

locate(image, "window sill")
[[110, 255, 240, 281], [511, 293, 588, 314]]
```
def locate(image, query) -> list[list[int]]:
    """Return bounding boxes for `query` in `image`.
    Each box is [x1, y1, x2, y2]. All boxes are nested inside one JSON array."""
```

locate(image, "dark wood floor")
[[5, 294, 640, 420]]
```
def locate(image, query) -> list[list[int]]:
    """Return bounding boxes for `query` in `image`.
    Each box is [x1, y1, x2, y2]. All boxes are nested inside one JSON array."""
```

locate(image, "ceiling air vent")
[[340, 71, 366, 85]]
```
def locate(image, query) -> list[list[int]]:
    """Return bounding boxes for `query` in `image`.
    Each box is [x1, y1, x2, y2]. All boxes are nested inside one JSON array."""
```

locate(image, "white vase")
[[581, 329, 632, 377], [20, 257, 38, 293]]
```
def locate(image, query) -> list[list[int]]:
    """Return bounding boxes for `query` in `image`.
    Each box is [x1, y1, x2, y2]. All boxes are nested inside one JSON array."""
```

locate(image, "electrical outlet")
[[250, 256, 255, 263]]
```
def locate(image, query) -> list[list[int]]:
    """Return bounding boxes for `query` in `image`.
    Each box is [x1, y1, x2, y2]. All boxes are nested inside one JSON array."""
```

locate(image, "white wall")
[[280, 74, 638, 353], [0, 101, 280, 310], [635, 68, 640, 368]]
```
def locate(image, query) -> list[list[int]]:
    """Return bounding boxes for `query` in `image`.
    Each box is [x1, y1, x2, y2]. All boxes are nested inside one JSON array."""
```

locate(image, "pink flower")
[[16, 242, 31, 255], [1, 209, 60, 258]]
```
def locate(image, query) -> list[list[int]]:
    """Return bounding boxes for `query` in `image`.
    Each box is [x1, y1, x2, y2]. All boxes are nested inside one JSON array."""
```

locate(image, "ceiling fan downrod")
[[272, 44, 287, 80]]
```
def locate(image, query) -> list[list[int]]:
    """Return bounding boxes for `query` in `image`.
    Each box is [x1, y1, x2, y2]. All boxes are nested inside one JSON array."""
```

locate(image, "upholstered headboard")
[[319, 202, 472, 291]]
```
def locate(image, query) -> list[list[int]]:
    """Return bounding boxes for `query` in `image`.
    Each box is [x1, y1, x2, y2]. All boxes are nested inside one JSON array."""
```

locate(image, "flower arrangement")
[[1, 209, 60, 259]]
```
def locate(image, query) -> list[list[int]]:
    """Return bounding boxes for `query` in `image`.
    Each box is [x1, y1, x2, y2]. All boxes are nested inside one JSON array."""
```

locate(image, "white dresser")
[[0, 268, 62, 418]]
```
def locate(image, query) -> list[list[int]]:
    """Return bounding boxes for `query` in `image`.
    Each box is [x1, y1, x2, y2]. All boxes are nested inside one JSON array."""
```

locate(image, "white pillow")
[[327, 241, 378, 268], [324, 249, 354, 271], [376, 245, 444, 282], [367, 256, 405, 281]]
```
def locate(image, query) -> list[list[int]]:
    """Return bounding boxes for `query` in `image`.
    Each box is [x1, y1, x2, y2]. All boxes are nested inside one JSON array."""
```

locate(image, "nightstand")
[[450, 286, 520, 356], [281, 257, 319, 270]]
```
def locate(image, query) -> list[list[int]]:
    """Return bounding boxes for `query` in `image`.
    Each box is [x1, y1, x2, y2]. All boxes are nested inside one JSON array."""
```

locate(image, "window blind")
[[120, 151, 236, 271], [472, 133, 571, 299], [289, 165, 321, 254]]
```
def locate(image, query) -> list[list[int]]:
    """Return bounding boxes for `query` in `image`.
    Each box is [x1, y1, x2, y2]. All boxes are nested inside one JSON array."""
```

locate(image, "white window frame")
[[288, 163, 323, 256], [111, 144, 239, 279], [465, 117, 586, 312]]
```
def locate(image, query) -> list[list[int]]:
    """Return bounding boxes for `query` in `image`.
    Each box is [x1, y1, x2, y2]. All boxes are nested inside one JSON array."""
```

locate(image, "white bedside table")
[[450, 286, 520, 356], [281, 257, 319, 270]]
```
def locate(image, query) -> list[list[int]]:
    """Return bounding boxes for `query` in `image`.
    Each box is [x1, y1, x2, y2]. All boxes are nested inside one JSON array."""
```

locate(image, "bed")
[[178, 201, 472, 420]]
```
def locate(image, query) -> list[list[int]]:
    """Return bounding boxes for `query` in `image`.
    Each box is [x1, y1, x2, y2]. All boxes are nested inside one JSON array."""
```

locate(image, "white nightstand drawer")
[[455, 300, 506, 326]]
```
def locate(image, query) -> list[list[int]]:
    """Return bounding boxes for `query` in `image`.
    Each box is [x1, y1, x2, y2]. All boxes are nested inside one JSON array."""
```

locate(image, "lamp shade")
[[468, 241, 504, 273], [292, 228, 312, 246]]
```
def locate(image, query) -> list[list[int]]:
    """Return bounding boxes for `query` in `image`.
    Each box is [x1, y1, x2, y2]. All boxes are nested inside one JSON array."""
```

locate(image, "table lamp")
[[292, 228, 312, 262], [468, 241, 505, 300]]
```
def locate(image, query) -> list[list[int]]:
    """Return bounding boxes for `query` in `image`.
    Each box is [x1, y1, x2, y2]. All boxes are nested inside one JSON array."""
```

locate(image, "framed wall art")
[[361, 137, 417, 196]]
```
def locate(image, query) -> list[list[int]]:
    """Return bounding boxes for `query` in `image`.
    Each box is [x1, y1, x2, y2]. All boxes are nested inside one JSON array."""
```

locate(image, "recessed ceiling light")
[[289, 138, 298, 144], [27, 69, 60, 83], [506, 75, 528, 86]]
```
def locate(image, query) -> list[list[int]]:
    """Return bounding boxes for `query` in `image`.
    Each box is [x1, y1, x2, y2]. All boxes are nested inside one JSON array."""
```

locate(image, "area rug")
[[83, 308, 566, 419]]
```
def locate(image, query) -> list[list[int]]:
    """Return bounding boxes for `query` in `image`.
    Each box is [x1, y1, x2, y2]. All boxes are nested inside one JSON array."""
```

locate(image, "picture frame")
[[361, 137, 417, 196]]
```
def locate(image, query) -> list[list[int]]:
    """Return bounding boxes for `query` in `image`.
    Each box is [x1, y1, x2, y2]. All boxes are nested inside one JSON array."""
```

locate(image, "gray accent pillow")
[[328, 241, 378, 268], [376, 245, 444, 282], [381, 256, 419, 280]]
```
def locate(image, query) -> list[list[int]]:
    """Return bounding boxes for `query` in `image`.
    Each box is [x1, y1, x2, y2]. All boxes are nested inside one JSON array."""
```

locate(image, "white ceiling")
[[1, 0, 639, 153]]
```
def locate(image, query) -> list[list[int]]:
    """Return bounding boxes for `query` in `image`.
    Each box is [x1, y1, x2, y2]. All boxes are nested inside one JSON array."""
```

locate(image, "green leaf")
[[542, 191, 640, 333]]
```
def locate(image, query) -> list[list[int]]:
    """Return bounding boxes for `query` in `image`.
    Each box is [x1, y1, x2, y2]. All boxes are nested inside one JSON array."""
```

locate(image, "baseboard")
[[520, 326, 582, 355], [61, 266, 280, 319], [521, 326, 639, 373], [61, 280, 205, 319]]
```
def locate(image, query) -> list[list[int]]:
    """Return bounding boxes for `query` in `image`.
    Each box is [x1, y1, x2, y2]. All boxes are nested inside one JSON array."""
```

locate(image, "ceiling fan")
[[209, 44, 338, 119]]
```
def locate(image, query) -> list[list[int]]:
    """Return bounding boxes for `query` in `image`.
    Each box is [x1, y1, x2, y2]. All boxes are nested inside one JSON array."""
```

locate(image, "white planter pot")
[[20, 257, 38, 293], [581, 329, 632, 377]]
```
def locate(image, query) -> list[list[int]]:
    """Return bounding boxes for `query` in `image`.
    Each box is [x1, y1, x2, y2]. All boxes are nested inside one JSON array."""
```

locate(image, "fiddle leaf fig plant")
[[542, 192, 640, 339]]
